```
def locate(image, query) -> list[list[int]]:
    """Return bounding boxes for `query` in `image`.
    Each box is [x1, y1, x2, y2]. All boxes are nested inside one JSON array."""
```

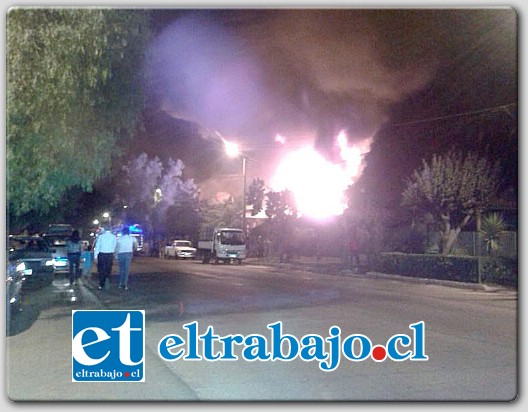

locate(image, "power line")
[[201, 103, 517, 152], [392, 103, 517, 127]]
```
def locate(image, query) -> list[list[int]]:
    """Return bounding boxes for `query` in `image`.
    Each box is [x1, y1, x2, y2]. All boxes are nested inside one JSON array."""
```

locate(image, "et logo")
[[72, 310, 145, 382]]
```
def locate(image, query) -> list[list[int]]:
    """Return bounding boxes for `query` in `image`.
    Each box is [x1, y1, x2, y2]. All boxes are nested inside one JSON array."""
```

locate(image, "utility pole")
[[242, 155, 247, 240]]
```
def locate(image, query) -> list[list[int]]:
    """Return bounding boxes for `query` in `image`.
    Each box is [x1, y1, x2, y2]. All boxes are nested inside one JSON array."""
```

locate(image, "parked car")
[[43, 235, 69, 273], [45, 223, 74, 237], [8, 236, 54, 286], [164, 240, 197, 260], [6, 259, 26, 329]]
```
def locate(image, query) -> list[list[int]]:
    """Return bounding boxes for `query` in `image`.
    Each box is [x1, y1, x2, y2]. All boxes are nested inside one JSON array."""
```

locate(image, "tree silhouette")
[[402, 151, 501, 255], [121, 153, 197, 237], [246, 178, 266, 216], [7, 9, 150, 215]]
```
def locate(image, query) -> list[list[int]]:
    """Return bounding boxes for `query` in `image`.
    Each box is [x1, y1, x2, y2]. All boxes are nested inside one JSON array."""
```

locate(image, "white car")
[[164, 240, 197, 260]]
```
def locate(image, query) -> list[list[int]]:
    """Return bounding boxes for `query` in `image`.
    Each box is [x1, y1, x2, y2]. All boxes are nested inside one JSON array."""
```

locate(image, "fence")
[[456, 231, 517, 257]]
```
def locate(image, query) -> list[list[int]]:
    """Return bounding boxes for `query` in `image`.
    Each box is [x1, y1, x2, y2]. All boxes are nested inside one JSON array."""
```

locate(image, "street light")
[[102, 212, 112, 227], [224, 139, 247, 238], [154, 188, 163, 203]]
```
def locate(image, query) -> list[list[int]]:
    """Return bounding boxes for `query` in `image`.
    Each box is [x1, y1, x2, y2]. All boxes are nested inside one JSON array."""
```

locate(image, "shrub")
[[372, 252, 517, 287], [481, 257, 517, 287]]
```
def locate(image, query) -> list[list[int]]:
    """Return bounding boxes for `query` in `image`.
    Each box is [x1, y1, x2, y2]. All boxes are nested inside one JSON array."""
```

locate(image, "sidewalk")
[[244, 256, 518, 294], [245, 255, 345, 275]]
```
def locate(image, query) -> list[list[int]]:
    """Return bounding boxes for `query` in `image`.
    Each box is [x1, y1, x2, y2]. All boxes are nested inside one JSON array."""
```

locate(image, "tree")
[[198, 197, 243, 229], [402, 151, 501, 255], [265, 190, 298, 261], [246, 177, 266, 216], [165, 198, 201, 241], [7, 8, 150, 215], [480, 212, 506, 255], [121, 153, 198, 236], [265, 190, 297, 221]]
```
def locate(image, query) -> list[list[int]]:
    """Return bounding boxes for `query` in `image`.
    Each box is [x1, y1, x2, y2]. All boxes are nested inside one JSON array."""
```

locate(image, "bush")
[[372, 253, 517, 287], [481, 257, 517, 287]]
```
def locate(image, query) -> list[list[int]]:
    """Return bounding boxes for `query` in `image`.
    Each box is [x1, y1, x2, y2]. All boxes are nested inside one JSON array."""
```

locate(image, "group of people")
[[93, 226, 138, 290], [66, 226, 138, 290]]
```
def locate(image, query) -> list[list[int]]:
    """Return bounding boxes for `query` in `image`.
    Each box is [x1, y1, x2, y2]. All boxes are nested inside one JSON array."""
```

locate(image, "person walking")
[[94, 226, 117, 290], [66, 229, 83, 286], [82, 243, 93, 277], [116, 226, 138, 290]]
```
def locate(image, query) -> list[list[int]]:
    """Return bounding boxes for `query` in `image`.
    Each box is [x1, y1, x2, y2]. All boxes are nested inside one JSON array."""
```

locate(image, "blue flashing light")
[[128, 224, 143, 234]]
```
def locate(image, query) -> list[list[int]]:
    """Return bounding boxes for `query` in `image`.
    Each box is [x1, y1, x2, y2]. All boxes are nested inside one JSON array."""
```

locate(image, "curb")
[[354, 271, 516, 293], [245, 259, 516, 294]]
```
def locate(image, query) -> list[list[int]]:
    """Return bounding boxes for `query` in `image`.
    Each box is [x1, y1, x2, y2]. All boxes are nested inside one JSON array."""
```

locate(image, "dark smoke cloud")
[[145, 8, 516, 167], [147, 11, 432, 140], [146, 13, 266, 136]]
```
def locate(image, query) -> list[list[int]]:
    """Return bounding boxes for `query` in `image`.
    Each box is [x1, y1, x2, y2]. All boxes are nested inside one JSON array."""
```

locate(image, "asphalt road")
[[5, 256, 518, 402]]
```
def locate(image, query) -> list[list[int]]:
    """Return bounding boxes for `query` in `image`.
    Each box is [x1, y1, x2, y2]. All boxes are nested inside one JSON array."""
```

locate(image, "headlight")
[[16, 262, 26, 272], [45, 260, 54, 266]]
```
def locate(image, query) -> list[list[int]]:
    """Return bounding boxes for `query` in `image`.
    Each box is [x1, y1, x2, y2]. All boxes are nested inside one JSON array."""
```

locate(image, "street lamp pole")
[[223, 138, 248, 238], [242, 154, 247, 240]]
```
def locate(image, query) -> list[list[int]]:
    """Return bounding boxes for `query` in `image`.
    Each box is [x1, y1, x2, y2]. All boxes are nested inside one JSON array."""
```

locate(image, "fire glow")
[[271, 131, 370, 219]]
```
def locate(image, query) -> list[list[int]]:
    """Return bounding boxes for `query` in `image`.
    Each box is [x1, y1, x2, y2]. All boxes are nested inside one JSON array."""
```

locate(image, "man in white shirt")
[[94, 226, 117, 290], [116, 226, 138, 290]]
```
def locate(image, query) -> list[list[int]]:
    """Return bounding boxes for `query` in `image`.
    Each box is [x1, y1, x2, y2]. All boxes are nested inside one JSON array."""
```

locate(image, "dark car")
[[42, 235, 69, 273], [45, 223, 74, 237], [6, 259, 26, 330], [8, 236, 54, 286]]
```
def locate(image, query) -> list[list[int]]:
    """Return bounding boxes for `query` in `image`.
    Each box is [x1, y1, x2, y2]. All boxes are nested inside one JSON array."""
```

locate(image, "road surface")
[[5, 256, 518, 401]]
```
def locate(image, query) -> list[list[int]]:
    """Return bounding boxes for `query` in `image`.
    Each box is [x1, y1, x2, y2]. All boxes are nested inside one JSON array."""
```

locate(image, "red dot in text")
[[372, 345, 387, 361], [124, 372, 130, 378]]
